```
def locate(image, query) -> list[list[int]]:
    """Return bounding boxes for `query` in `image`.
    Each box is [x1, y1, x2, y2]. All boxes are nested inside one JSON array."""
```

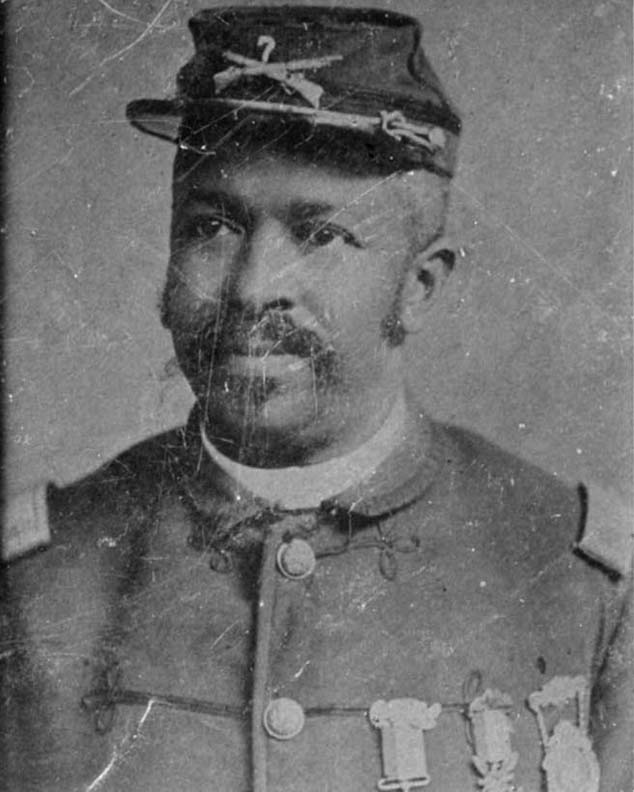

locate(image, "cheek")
[[166, 246, 228, 312], [319, 255, 403, 342]]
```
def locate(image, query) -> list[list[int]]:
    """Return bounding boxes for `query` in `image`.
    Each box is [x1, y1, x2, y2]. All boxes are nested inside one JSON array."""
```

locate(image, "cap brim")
[[126, 97, 457, 177], [126, 99, 184, 142]]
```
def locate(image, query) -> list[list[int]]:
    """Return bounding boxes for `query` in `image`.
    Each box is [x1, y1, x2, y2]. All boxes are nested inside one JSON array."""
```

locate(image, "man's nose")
[[231, 218, 300, 308]]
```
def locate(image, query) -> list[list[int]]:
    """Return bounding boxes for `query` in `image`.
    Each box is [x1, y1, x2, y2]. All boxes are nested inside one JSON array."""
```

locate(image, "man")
[[1, 6, 631, 791]]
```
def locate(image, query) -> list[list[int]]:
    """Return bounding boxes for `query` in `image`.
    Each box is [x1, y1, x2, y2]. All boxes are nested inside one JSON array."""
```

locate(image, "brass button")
[[263, 698, 305, 740], [276, 538, 316, 579]]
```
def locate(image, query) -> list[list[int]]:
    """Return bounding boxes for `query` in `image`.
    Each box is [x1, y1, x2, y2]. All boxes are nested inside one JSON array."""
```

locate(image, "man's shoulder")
[[61, 425, 188, 499], [438, 422, 578, 517], [2, 427, 189, 564], [53, 426, 191, 531], [435, 423, 632, 580]]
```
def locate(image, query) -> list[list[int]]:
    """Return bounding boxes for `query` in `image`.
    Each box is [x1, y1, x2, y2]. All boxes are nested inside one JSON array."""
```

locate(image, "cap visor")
[[126, 99, 183, 142], [126, 97, 456, 177]]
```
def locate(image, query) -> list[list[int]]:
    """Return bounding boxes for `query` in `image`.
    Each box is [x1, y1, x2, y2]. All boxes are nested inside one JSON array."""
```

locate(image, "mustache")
[[179, 303, 333, 361], [219, 310, 327, 357]]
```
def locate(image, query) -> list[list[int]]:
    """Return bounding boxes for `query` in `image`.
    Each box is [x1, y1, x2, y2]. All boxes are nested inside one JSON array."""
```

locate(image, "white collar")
[[200, 392, 407, 509]]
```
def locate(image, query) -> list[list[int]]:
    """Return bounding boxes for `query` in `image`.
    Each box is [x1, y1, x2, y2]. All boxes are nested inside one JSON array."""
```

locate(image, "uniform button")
[[263, 698, 305, 740], [276, 538, 316, 579]]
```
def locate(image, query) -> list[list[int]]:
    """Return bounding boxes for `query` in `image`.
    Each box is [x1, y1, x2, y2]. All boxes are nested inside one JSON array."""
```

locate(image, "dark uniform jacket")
[[1, 407, 632, 792]]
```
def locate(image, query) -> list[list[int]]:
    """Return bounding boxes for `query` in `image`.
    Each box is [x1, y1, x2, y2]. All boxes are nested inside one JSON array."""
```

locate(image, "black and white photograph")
[[2, 1, 632, 790]]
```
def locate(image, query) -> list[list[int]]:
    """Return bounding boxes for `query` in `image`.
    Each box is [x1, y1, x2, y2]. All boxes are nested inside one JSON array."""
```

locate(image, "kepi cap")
[[126, 6, 461, 176]]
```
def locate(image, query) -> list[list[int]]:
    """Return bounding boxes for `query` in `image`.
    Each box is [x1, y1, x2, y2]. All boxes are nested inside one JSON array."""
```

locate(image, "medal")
[[468, 689, 520, 792], [369, 698, 441, 791], [528, 676, 600, 792]]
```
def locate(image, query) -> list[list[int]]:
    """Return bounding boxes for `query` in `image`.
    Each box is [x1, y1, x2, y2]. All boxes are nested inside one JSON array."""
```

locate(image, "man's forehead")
[[174, 150, 426, 219]]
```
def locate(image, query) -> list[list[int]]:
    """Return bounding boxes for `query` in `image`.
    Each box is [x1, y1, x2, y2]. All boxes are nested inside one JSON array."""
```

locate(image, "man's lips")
[[226, 337, 298, 357], [180, 309, 338, 383], [226, 353, 308, 376], [221, 325, 327, 358]]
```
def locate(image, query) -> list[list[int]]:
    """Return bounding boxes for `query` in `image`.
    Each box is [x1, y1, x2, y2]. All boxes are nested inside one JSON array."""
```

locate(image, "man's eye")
[[295, 221, 362, 249], [188, 215, 242, 240]]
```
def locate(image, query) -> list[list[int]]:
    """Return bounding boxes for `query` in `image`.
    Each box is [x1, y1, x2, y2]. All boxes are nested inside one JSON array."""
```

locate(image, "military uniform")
[[1, 404, 632, 791], [3, 7, 632, 791]]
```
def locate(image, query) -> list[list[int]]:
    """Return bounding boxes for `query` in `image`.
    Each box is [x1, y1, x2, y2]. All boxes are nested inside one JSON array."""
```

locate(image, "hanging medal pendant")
[[369, 698, 441, 791], [467, 689, 521, 792], [528, 676, 600, 792]]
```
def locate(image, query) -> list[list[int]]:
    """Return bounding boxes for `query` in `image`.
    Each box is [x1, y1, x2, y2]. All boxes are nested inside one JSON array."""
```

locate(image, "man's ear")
[[401, 238, 455, 334]]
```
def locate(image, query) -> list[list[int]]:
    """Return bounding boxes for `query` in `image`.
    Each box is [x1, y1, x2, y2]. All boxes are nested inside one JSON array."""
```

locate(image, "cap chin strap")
[[177, 98, 444, 156], [200, 391, 407, 509]]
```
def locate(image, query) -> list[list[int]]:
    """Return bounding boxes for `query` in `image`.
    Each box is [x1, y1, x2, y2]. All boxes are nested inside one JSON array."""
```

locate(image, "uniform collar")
[[199, 391, 408, 510], [331, 401, 443, 517], [180, 391, 444, 527]]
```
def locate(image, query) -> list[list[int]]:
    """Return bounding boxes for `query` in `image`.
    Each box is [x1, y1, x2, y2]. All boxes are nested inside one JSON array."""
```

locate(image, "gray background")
[[6, 0, 632, 498]]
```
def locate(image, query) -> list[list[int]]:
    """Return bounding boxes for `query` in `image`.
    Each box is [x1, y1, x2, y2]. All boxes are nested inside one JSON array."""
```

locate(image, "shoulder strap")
[[575, 483, 633, 577], [2, 482, 51, 562]]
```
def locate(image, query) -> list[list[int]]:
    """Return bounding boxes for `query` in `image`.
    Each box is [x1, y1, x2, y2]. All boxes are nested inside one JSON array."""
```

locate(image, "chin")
[[216, 390, 322, 433], [256, 393, 320, 433], [200, 378, 334, 465]]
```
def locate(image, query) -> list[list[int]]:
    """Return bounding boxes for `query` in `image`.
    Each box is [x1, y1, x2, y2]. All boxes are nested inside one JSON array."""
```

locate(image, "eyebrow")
[[189, 188, 336, 211], [286, 202, 360, 242], [183, 188, 248, 218], [183, 190, 343, 229], [287, 201, 338, 221]]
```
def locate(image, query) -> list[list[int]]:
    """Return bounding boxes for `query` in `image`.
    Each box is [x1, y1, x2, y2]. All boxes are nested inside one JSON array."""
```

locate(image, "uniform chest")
[[88, 507, 599, 792]]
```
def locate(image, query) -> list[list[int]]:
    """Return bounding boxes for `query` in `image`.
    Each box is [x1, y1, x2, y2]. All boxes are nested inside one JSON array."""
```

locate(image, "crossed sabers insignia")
[[213, 35, 342, 109]]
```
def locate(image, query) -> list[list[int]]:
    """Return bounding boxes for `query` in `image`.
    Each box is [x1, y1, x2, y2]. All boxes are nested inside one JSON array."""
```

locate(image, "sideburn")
[[380, 269, 408, 347], [380, 311, 406, 347]]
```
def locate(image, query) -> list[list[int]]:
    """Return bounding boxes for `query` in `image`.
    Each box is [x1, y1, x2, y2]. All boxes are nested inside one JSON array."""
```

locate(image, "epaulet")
[[2, 482, 51, 563], [575, 483, 633, 577]]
